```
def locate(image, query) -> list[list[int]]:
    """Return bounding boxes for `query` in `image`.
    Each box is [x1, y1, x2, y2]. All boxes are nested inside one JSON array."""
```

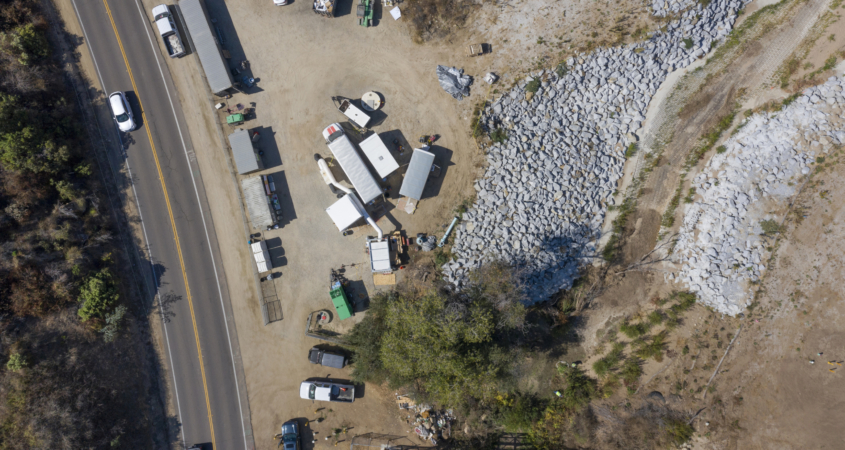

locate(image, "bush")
[[635, 332, 667, 362], [99, 305, 127, 343], [716, 145, 727, 154], [6, 352, 27, 371], [77, 269, 119, 322], [683, 38, 693, 49], [620, 357, 644, 385], [666, 419, 695, 444], [625, 142, 638, 158], [525, 79, 540, 93], [51, 179, 78, 201], [647, 310, 664, 326], [494, 393, 547, 432], [620, 321, 650, 339], [490, 128, 508, 143], [759, 219, 782, 235]]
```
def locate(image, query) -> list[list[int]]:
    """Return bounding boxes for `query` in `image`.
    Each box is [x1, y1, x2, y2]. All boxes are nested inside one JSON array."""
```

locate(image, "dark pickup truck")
[[308, 347, 346, 369]]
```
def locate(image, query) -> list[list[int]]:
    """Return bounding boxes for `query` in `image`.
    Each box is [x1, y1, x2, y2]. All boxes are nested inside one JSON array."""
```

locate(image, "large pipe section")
[[318, 158, 352, 195]]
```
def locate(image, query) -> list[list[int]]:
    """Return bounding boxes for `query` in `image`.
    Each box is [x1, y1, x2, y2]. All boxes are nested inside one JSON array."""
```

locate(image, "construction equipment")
[[357, 0, 373, 27]]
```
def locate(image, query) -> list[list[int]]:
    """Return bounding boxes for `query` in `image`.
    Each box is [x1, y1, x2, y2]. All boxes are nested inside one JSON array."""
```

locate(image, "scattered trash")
[[416, 234, 436, 251], [483, 72, 498, 84], [436, 66, 472, 100], [398, 394, 454, 442]]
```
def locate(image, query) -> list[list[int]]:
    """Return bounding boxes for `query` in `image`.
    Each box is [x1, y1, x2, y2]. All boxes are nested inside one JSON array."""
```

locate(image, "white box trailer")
[[358, 134, 399, 178], [251, 240, 272, 273], [399, 147, 436, 200], [322, 124, 382, 203], [326, 193, 366, 232]]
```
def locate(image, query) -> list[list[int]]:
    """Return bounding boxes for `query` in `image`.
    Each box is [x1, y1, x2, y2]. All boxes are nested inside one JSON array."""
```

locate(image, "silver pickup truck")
[[152, 4, 186, 58]]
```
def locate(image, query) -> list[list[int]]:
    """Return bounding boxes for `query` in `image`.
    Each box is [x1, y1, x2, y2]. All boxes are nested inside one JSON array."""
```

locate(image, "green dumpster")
[[330, 284, 353, 320], [226, 113, 245, 126]]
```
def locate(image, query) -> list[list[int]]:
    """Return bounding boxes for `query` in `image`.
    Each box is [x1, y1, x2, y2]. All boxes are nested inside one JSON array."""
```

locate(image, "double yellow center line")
[[101, 0, 216, 446]]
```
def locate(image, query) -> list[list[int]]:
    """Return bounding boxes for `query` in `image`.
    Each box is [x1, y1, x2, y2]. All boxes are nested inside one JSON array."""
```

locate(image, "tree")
[[345, 264, 526, 408], [6, 352, 27, 371], [78, 269, 119, 321], [2, 23, 49, 65], [100, 305, 127, 343]]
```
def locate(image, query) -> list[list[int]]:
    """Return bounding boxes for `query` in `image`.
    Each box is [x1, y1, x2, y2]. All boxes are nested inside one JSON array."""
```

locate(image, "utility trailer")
[[333, 97, 371, 129], [312, 0, 336, 17]]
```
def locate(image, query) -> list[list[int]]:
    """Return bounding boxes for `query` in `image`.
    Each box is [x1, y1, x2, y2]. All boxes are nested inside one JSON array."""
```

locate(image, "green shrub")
[[619, 357, 643, 385], [683, 38, 693, 49], [716, 145, 727, 154], [620, 321, 650, 339], [51, 179, 78, 202], [495, 393, 547, 432], [666, 419, 695, 444], [77, 269, 119, 322], [635, 332, 667, 361], [100, 305, 127, 343], [490, 128, 508, 143], [525, 79, 540, 93], [625, 142, 638, 158], [647, 310, 664, 326], [555, 62, 568, 78], [759, 219, 782, 235], [6, 352, 27, 372]]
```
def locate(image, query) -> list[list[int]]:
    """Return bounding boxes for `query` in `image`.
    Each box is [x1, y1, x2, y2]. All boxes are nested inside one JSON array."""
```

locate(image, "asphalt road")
[[69, 0, 251, 448]]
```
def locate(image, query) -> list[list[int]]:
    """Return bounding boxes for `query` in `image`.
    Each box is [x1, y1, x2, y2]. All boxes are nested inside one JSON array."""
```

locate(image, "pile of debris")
[[396, 395, 454, 445], [672, 77, 845, 315], [442, 0, 752, 302]]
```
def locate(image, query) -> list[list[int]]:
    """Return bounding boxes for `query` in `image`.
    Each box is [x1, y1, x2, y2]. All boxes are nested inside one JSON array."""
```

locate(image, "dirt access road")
[[128, 0, 489, 447]]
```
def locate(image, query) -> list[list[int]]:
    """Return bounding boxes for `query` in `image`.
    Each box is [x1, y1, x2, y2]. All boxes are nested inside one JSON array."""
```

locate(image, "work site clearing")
[[50, 0, 845, 447]]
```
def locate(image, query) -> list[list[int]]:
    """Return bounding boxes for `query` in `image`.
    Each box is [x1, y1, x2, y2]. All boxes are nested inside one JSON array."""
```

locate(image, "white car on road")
[[108, 91, 136, 132]]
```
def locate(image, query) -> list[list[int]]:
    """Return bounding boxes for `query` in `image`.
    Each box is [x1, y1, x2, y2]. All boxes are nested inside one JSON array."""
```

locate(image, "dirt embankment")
[[575, 0, 845, 447]]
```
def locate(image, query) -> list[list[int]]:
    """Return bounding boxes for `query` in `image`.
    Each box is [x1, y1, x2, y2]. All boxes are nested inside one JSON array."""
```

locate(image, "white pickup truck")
[[152, 4, 186, 58], [299, 381, 355, 403]]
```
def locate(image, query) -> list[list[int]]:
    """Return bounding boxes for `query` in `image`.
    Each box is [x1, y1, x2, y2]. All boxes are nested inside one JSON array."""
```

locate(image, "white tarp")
[[327, 135, 382, 203], [326, 194, 365, 231], [389, 6, 401, 19], [358, 134, 399, 178], [251, 241, 271, 273]]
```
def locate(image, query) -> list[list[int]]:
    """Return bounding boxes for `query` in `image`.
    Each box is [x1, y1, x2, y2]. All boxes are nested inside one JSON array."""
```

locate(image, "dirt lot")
[[131, 0, 496, 447]]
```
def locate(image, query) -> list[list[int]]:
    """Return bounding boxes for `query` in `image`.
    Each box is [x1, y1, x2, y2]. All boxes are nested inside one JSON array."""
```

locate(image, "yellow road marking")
[[101, 0, 216, 446]]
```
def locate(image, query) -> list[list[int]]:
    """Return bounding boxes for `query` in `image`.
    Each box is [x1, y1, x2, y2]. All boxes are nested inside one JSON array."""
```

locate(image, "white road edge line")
[[132, 2, 249, 448], [68, 0, 187, 446]]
